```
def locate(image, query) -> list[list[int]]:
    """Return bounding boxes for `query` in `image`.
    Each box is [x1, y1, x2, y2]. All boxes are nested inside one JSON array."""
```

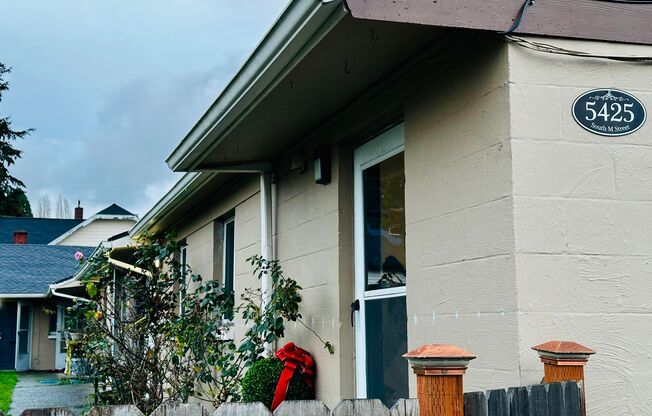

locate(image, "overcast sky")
[[0, 0, 287, 218]]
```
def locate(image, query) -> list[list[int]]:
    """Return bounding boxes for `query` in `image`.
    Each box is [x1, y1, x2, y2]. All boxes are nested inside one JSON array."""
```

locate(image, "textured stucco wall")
[[403, 40, 517, 395], [508, 38, 652, 416], [55, 219, 136, 246], [273, 145, 354, 407], [172, 151, 353, 407]]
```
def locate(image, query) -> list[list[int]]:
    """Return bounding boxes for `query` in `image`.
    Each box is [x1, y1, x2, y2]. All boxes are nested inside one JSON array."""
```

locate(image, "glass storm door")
[[353, 124, 408, 407], [15, 302, 32, 371], [55, 306, 67, 370]]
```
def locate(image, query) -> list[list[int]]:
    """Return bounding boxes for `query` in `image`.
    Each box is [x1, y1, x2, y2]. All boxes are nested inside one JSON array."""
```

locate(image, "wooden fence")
[[9, 381, 582, 416]]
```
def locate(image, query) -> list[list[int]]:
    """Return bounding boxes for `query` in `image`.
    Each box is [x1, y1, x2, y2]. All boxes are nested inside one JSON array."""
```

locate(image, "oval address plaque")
[[572, 89, 646, 137]]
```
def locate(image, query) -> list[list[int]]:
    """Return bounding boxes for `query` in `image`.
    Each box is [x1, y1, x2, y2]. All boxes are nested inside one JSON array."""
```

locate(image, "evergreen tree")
[[0, 63, 32, 217], [0, 188, 32, 217]]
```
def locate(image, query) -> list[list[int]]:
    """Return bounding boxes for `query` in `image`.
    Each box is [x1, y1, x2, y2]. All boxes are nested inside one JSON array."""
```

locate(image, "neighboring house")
[[49, 204, 139, 247], [0, 217, 83, 244], [0, 203, 138, 371], [0, 244, 94, 371], [130, 1, 652, 414]]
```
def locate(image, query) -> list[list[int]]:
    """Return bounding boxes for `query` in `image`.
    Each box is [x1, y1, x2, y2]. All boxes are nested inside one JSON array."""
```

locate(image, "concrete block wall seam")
[[508, 37, 652, 416]]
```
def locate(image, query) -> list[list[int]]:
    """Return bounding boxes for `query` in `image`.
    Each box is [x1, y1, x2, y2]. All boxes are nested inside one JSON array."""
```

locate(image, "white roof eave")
[[129, 171, 217, 239], [165, 0, 348, 172]]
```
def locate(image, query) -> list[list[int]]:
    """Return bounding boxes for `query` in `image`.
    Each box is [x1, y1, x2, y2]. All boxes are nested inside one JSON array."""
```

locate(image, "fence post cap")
[[403, 344, 476, 374], [532, 340, 595, 365]]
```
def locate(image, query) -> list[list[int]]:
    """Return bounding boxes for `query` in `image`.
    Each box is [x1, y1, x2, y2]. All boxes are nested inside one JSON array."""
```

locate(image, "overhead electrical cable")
[[503, 35, 652, 63]]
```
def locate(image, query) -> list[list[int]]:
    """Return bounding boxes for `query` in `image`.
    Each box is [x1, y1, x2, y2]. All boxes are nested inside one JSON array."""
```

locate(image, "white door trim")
[[353, 123, 405, 398], [15, 301, 32, 371], [55, 305, 67, 370]]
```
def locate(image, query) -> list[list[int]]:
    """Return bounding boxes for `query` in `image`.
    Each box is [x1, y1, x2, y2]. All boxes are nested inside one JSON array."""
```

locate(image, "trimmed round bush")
[[241, 357, 314, 409]]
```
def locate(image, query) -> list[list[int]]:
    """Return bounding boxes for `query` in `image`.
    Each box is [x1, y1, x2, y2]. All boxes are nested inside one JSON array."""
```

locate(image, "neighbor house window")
[[48, 309, 57, 337], [223, 217, 235, 319]]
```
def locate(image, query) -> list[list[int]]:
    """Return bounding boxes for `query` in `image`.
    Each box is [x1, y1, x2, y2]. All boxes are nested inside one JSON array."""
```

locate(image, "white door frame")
[[55, 305, 67, 369], [353, 123, 405, 398], [15, 301, 32, 371]]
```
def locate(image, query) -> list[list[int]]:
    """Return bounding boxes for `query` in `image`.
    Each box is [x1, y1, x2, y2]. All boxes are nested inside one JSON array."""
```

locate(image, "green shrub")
[[241, 357, 314, 409]]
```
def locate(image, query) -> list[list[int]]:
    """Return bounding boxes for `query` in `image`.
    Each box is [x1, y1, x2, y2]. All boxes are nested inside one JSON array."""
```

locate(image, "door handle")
[[351, 299, 360, 326]]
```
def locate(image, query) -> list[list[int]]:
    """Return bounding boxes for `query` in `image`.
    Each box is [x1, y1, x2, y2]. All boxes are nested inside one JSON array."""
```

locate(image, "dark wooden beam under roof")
[[346, 0, 652, 45]]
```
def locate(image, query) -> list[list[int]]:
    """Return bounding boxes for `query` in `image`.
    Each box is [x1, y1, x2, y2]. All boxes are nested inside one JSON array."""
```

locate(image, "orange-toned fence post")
[[532, 340, 595, 415], [403, 344, 476, 416]]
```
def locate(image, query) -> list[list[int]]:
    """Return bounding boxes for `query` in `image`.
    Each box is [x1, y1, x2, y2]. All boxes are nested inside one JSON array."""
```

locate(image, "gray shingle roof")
[[0, 217, 83, 244], [96, 204, 134, 216], [0, 244, 94, 296]]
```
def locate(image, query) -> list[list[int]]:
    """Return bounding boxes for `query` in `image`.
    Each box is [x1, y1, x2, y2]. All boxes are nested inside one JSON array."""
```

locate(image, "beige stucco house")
[[131, 1, 652, 414]]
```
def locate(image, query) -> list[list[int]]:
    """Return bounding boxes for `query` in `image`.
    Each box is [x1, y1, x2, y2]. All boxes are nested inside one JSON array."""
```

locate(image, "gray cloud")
[[3, 0, 288, 218], [21, 59, 240, 216]]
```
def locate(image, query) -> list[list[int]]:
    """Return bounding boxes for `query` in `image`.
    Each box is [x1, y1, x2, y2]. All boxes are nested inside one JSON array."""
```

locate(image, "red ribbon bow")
[[271, 342, 315, 411]]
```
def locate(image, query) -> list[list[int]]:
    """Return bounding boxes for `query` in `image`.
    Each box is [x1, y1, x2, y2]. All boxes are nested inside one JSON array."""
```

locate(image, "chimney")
[[74, 200, 84, 220], [13, 231, 28, 245]]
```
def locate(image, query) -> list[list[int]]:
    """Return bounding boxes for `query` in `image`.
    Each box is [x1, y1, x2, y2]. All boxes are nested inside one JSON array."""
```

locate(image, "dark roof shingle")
[[0, 217, 83, 244], [0, 244, 94, 295], [96, 204, 134, 216]]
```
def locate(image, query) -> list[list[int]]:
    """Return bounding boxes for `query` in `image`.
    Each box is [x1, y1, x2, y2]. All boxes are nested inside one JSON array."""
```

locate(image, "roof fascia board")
[[0, 294, 47, 299], [166, 0, 347, 171], [347, 0, 652, 45], [194, 161, 272, 173], [130, 172, 218, 239]]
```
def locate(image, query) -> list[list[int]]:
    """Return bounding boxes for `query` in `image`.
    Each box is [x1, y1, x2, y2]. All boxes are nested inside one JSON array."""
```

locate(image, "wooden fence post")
[[532, 340, 595, 415], [403, 344, 476, 416]]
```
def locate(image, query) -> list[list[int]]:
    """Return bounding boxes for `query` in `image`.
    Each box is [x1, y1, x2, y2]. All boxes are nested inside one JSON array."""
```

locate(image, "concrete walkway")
[[9, 372, 93, 416]]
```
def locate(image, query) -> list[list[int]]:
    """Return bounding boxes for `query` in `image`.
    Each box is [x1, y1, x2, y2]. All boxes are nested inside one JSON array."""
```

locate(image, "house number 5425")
[[573, 89, 647, 137], [585, 101, 635, 123]]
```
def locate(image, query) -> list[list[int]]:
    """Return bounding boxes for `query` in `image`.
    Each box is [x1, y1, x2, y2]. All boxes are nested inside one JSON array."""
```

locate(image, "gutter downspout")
[[50, 287, 91, 303], [260, 172, 274, 307], [260, 171, 275, 354]]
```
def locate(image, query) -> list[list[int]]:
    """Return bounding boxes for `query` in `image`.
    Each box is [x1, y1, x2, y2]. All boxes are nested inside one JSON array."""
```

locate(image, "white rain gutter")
[[0, 293, 46, 299], [166, 0, 347, 171], [50, 287, 90, 303], [260, 172, 274, 308]]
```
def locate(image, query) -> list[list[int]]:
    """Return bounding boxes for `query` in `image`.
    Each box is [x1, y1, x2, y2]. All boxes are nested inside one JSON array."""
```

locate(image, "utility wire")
[[504, 35, 652, 63], [499, 0, 652, 35], [498, 0, 535, 34]]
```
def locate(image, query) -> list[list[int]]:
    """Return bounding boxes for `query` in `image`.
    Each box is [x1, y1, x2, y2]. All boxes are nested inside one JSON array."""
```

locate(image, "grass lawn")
[[0, 371, 17, 413]]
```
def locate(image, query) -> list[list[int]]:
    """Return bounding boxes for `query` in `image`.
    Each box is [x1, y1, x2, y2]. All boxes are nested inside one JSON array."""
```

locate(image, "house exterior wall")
[[148, 31, 652, 413], [175, 175, 262, 339], [172, 157, 354, 408], [30, 301, 56, 371], [508, 38, 652, 416], [403, 42, 519, 393], [55, 219, 136, 246], [273, 145, 354, 407]]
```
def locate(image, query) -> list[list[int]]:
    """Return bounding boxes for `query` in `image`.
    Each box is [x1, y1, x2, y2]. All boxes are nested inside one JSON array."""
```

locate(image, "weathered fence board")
[[212, 403, 271, 416], [22, 381, 583, 416], [332, 399, 390, 416], [464, 392, 488, 416], [463, 382, 581, 416], [151, 404, 207, 416], [487, 389, 509, 416], [89, 406, 145, 416], [389, 399, 419, 416], [21, 409, 76, 416], [508, 386, 528, 416], [273, 401, 330, 416]]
